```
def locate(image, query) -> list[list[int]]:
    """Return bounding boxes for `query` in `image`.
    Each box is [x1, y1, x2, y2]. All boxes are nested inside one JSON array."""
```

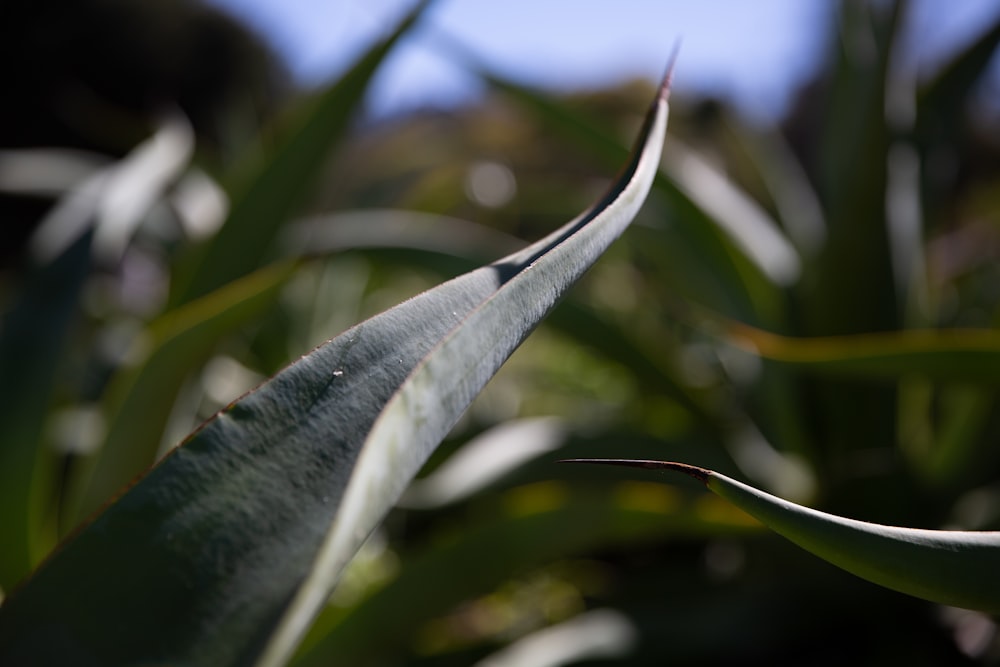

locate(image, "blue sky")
[[205, 0, 1000, 122]]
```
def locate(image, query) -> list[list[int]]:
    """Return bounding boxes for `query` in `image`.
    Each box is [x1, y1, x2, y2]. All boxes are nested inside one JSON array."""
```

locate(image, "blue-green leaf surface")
[[0, 63, 674, 667], [563, 459, 1000, 614]]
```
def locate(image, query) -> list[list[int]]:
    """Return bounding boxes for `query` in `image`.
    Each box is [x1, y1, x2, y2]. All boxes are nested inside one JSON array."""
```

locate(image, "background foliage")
[[2, 0, 1000, 664]]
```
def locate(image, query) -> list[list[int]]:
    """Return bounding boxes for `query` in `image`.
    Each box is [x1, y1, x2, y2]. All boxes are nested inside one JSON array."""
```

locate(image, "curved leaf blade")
[[563, 459, 1000, 614], [65, 259, 300, 527], [285, 212, 715, 427], [724, 320, 1000, 383], [471, 62, 789, 324], [256, 61, 676, 667], [0, 63, 674, 667]]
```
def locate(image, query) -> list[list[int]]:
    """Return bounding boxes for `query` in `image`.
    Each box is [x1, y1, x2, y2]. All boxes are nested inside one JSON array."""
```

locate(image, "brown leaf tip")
[[558, 458, 710, 484], [658, 40, 682, 103]]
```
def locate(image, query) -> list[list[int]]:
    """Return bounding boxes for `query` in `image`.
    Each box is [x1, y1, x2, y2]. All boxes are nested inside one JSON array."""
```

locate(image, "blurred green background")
[[2, 0, 1000, 664]]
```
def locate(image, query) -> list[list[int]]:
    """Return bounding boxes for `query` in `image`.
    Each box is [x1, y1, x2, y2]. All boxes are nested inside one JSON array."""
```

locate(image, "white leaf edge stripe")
[[255, 72, 671, 667]]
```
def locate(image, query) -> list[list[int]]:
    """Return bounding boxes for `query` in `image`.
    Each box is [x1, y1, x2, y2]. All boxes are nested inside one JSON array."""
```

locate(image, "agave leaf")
[[0, 61, 674, 667], [916, 12, 1000, 156], [0, 235, 91, 590], [723, 319, 1000, 383], [1, 116, 204, 584], [808, 1, 901, 335], [284, 209, 526, 262], [65, 260, 300, 526], [563, 459, 1000, 614], [472, 64, 789, 325], [898, 379, 996, 488], [915, 11, 1000, 225], [66, 0, 430, 526], [169, 0, 431, 307], [917, 8, 1000, 109], [717, 115, 826, 256], [660, 138, 800, 287], [287, 211, 714, 426]]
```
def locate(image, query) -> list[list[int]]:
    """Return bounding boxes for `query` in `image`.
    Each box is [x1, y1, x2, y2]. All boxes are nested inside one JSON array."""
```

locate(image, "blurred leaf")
[[916, 11, 1000, 142], [0, 70, 672, 667], [468, 608, 636, 667], [399, 417, 569, 509], [661, 138, 801, 287], [66, 259, 300, 526], [796, 2, 903, 467], [724, 319, 1000, 383], [25, 117, 194, 266], [565, 459, 1000, 614], [806, 0, 901, 335], [284, 208, 526, 262], [0, 235, 91, 590], [899, 380, 996, 488], [547, 301, 716, 427], [169, 0, 431, 306], [292, 480, 756, 666], [915, 11, 1000, 223], [719, 115, 826, 256], [0, 112, 195, 587]]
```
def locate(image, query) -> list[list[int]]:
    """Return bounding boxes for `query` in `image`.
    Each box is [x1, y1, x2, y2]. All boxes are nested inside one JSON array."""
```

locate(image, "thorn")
[[658, 39, 682, 103], [558, 458, 710, 484]]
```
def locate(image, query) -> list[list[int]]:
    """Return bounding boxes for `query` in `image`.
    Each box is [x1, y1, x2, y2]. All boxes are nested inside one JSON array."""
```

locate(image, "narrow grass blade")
[[563, 459, 1000, 614], [0, 63, 673, 667]]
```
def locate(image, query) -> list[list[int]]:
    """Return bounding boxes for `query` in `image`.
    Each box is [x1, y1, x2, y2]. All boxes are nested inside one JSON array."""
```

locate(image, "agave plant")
[[2, 1, 1000, 665]]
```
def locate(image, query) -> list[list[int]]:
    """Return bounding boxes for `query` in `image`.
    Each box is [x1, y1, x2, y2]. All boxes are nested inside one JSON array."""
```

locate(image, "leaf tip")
[[658, 40, 682, 103], [558, 458, 710, 484]]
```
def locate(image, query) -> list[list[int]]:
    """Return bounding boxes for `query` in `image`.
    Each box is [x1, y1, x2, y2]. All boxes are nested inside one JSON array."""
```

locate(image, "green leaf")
[[65, 260, 300, 526], [807, 1, 901, 336], [293, 479, 756, 666], [169, 0, 431, 307], [722, 320, 1000, 383], [660, 137, 800, 287], [286, 212, 715, 428], [286, 208, 525, 257], [474, 65, 789, 325], [0, 63, 674, 667], [563, 459, 1000, 614], [898, 379, 996, 488], [915, 11, 1000, 224], [917, 8, 1000, 115], [717, 114, 826, 256], [0, 235, 91, 590]]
